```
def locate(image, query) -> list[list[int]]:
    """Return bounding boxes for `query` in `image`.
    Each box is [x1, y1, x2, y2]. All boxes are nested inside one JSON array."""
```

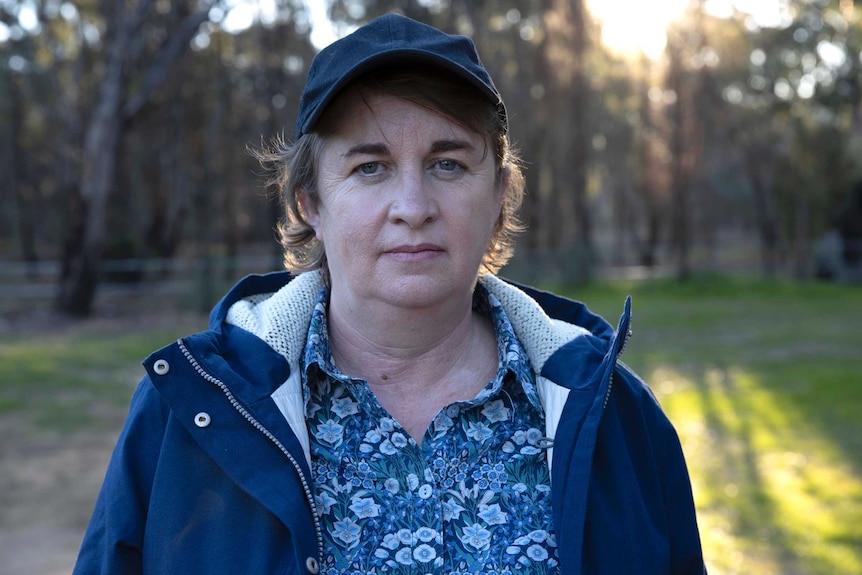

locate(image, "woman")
[[74, 13, 706, 575]]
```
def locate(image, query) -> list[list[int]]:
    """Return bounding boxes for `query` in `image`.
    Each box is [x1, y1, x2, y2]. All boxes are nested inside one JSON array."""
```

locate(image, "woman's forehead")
[[322, 91, 484, 150]]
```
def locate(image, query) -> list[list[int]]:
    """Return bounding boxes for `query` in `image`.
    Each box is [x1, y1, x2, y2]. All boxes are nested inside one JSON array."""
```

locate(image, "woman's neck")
[[326, 291, 498, 442]]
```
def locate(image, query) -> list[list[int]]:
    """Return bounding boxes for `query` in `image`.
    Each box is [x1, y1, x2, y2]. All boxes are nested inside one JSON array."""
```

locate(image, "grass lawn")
[[1, 276, 860, 574], [561, 275, 862, 575], [0, 312, 209, 575], [0, 316, 207, 433]]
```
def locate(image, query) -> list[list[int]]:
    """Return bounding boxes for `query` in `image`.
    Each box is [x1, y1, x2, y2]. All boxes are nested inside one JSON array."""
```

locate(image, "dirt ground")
[[0, 304, 206, 575], [0, 416, 119, 575]]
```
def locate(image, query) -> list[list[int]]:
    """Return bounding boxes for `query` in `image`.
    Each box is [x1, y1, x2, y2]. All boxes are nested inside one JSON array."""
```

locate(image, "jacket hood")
[[208, 271, 303, 331]]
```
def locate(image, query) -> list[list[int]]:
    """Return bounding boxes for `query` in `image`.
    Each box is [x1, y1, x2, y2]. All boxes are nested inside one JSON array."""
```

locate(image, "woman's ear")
[[299, 190, 320, 230], [495, 165, 510, 216]]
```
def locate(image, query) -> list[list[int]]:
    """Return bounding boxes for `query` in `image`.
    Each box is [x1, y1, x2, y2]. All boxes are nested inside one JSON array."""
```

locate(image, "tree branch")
[[122, 2, 216, 121]]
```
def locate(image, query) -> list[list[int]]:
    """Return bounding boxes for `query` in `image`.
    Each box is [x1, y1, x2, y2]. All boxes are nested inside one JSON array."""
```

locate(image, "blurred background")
[[0, 1, 860, 574], [0, 0, 860, 315]]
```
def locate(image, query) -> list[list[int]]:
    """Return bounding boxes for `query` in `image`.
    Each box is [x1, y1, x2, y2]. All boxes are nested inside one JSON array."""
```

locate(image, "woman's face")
[[302, 91, 505, 312]]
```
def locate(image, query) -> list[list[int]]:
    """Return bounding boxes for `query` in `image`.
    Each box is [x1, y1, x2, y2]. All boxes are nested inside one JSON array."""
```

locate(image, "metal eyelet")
[[153, 359, 170, 375]]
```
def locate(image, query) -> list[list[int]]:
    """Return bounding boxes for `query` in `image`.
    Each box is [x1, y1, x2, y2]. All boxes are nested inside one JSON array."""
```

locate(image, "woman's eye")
[[436, 159, 461, 172], [357, 162, 380, 175]]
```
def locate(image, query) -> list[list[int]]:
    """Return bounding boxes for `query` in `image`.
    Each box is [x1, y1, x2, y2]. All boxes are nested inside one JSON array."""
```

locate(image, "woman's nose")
[[387, 171, 439, 228]]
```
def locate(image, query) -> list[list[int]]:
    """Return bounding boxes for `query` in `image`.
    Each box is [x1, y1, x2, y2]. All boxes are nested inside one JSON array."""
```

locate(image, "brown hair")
[[255, 64, 525, 277]]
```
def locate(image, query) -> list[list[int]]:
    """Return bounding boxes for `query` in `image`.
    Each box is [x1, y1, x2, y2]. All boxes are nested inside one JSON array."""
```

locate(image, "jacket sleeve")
[[649, 389, 707, 574], [73, 377, 169, 575], [627, 363, 707, 574], [582, 363, 707, 574]]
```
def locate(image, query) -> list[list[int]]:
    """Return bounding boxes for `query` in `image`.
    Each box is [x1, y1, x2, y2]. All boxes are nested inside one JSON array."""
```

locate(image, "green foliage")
[[558, 275, 862, 575], [3, 0, 862, 292], [0, 318, 204, 432]]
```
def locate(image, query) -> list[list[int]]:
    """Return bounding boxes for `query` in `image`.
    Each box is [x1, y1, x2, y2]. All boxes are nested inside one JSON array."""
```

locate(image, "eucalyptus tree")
[[55, 0, 222, 315], [0, 0, 89, 271], [1, 0, 318, 316], [717, 0, 860, 277]]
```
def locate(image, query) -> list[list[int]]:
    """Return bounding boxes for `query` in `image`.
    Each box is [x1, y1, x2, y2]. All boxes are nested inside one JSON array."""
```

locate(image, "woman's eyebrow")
[[430, 139, 475, 154], [342, 142, 389, 159], [341, 139, 475, 159]]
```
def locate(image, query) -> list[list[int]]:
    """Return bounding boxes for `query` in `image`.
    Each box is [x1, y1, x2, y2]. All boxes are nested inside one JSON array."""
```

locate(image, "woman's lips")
[[384, 244, 445, 261]]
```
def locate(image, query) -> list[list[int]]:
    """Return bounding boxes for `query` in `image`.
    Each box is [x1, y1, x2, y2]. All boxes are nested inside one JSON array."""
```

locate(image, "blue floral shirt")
[[302, 284, 559, 574]]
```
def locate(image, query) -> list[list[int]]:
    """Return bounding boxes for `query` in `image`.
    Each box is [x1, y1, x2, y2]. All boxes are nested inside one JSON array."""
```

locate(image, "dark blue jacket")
[[73, 271, 706, 574]]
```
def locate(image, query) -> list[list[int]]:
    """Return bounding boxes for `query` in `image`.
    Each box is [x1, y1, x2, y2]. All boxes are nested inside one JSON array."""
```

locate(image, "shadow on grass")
[[556, 274, 862, 574], [674, 362, 862, 575], [689, 365, 801, 573]]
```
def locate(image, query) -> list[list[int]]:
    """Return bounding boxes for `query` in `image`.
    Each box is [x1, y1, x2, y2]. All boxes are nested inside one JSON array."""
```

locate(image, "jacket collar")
[[212, 270, 627, 381], [479, 274, 628, 383], [219, 270, 325, 364], [208, 270, 304, 330]]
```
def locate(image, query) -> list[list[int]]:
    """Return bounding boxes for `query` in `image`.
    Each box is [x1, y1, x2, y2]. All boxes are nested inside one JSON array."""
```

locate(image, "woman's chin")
[[375, 274, 469, 310]]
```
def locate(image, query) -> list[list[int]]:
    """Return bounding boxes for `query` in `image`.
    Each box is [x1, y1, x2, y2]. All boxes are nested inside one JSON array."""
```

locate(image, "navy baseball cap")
[[295, 13, 507, 138]]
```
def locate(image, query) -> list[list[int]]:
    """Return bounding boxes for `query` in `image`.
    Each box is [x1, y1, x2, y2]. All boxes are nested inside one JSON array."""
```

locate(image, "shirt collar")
[[300, 283, 541, 412]]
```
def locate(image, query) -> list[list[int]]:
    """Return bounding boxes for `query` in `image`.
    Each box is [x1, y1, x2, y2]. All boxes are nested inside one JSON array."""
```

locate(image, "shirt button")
[[153, 359, 170, 375], [194, 412, 211, 428], [305, 557, 319, 574]]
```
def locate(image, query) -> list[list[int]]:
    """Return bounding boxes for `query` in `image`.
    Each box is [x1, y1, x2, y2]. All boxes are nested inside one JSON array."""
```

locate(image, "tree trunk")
[[744, 143, 779, 277], [793, 196, 812, 279], [667, 41, 690, 281], [568, 0, 593, 283], [56, 2, 133, 315], [56, 0, 212, 316], [632, 56, 664, 269]]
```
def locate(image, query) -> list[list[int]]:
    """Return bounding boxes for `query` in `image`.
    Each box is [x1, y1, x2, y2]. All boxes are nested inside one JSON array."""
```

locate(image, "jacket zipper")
[[603, 321, 633, 411], [178, 339, 325, 561]]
